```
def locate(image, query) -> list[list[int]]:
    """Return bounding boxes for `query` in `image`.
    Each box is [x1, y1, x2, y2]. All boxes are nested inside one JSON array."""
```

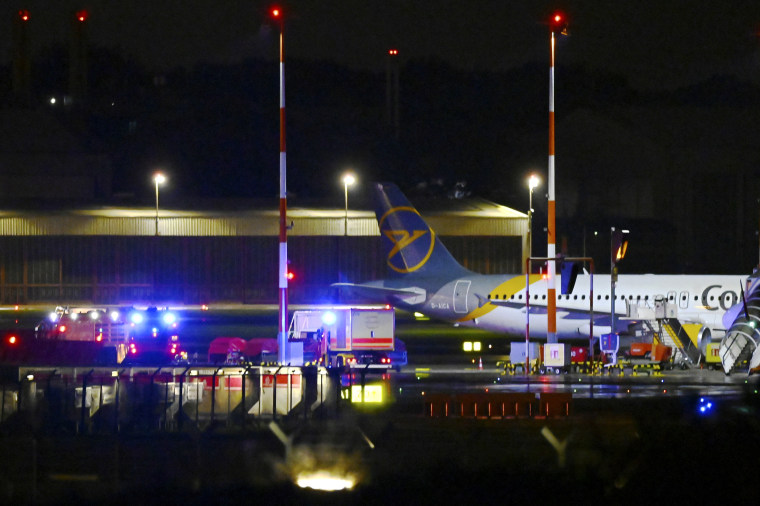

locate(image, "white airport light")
[[70, 312, 79, 321], [130, 312, 144, 324], [296, 470, 357, 491], [110, 310, 120, 322], [89, 311, 100, 320], [49, 312, 58, 322], [162, 312, 176, 325]]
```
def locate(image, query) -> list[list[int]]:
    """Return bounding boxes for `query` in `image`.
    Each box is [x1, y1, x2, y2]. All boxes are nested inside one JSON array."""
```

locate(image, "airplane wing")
[[332, 283, 426, 304]]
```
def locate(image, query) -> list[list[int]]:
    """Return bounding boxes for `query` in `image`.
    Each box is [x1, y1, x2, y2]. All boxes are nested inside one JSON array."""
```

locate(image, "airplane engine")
[[719, 274, 760, 374]]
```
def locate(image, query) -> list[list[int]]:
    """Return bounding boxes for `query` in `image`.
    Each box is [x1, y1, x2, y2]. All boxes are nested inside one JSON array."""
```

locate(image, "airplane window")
[[605, 295, 609, 300], [681, 295, 686, 300], [573, 295, 577, 300], [542, 295, 546, 300], [629, 295, 633, 300], [645, 295, 649, 300], [581, 295, 586, 300]]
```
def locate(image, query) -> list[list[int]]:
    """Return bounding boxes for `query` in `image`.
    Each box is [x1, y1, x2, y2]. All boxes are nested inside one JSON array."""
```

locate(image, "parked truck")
[[289, 307, 397, 368]]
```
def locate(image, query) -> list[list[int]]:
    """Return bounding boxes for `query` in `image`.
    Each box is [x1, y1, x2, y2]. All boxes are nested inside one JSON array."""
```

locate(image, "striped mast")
[[547, 14, 562, 344], [273, 7, 289, 363]]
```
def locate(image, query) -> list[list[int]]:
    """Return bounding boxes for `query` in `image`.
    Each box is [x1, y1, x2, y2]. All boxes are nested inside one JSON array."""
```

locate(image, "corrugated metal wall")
[[0, 207, 525, 305], [0, 235, 521, 305]]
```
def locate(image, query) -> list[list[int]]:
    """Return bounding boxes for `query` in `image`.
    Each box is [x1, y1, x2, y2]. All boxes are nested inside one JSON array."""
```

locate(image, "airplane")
[[333, 182, 746, 346]]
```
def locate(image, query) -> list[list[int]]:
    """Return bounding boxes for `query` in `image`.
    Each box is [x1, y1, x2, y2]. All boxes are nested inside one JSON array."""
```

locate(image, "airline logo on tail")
[[378, 206, 435, 273]]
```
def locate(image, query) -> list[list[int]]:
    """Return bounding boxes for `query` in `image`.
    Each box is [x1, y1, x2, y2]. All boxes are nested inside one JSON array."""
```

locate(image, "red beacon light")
[[269, 6, 283, 20], [550, 12, 568, 34], [8, 335, 18, 345], [388, 49, 399, 56], [18, 10, 30, 22], [76, 10, 88, 22], [286, 271, 295, 281]]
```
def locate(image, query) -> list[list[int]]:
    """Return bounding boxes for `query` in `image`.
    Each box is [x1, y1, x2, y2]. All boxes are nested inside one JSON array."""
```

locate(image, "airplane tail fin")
[[373, 182, 470, 279]]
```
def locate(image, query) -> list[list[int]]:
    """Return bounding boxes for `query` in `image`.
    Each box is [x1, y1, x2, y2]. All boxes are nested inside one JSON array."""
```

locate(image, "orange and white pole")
[[546, 24, 558, 343], [273, 8, 289, 363]]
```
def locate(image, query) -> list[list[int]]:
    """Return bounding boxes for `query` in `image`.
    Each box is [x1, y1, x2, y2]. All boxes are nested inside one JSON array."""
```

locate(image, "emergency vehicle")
[[0, 307, 129, 365], [289, 307, 397, 368], [121, 307, 187, 364]]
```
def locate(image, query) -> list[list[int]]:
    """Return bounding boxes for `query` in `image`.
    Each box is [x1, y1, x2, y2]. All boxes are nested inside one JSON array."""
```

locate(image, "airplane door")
[[454, 280, 471, 314]]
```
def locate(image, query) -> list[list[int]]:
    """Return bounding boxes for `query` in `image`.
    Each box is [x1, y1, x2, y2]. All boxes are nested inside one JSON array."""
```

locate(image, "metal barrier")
[[424, 392, 565, 419], [0, 365, 346, 434]]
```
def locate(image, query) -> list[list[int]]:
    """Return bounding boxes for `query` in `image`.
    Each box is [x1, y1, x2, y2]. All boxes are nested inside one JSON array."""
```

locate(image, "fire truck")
[[121, 307, 187, 364], [0, 307, 129, 365], [1, 306, 186, 366]]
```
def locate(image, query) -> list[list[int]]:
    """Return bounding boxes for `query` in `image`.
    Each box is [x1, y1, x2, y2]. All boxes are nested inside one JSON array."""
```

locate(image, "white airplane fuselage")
[[380, 273, 743, 339]]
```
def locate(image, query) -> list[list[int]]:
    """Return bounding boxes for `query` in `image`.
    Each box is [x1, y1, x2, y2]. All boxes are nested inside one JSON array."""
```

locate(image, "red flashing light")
[[270, 6, 282, 19], [286, 271, 295, 281], [18, 10, 30, 22], [550, 12, 568, 34], [8, 336, 17, 345], [388, 49, 399, 56], [59, 325, 67, 333], [76, 10, 88, 22]]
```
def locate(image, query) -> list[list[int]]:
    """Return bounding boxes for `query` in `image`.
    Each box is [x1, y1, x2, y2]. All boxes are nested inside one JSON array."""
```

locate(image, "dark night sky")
[[4, 1, 760, 90], [3, 1, 760, 274]]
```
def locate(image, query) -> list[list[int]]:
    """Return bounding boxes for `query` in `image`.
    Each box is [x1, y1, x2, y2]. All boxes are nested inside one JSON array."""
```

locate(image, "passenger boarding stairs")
[[627, 299, 700, 367], [657, 319, 701, 367]]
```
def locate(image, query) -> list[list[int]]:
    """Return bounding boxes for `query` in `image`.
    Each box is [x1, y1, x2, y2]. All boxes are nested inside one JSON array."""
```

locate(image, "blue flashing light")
[[322, 311, 337, 326], [697, 397, 715, 416], [162, 312, 176, 325], [130, 312, 144, 324]]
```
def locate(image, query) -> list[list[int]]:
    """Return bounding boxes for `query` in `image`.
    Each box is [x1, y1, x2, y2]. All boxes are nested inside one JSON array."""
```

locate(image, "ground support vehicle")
[[289, 308, 396, 368]]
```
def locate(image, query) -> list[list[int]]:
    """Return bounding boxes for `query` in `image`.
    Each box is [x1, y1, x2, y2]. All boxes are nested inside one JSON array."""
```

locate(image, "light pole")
[[527, 174, 540, 265], [342, 173, 356, 236], [153, 172, 166, 236]]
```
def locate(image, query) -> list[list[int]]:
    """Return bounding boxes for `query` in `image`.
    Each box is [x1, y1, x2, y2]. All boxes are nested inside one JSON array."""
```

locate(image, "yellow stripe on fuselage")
[[457, 274, 542, 322]]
